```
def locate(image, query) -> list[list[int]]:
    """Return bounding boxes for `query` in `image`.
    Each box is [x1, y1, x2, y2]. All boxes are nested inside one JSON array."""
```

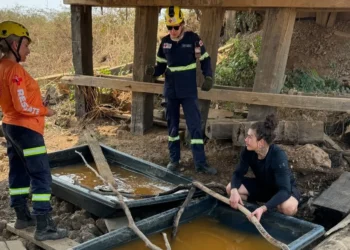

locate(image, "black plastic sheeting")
[[72, 197, 325, 250], [48, 144, 202, 218]]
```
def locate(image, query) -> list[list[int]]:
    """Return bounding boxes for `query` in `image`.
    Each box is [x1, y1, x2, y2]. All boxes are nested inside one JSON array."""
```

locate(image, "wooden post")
[[316, 12, 330, 27], [247, 8, 296, 121], [185, 8, 225, 143], [223, 10, 236, 43], [71, 5, 93, 117], [130, 7, 158, 135]]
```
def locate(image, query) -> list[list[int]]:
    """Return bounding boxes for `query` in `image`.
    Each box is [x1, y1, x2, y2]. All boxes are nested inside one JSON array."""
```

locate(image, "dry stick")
[[172, 186, 197, 239], [75, 150, 164, 250], [162, 233, 172, 250], [192, 181, 290, 250]]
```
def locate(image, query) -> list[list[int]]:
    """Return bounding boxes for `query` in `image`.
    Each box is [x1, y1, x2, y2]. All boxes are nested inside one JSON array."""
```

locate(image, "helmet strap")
[[4, 37, 22, 62]]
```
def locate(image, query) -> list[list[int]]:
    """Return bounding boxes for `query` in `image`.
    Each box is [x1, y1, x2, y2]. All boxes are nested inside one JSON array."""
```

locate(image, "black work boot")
[[167, 161, 180, 172], [14, 205, 36, 229], [195, 163, 217, 175], [34, 213, 68, 241]]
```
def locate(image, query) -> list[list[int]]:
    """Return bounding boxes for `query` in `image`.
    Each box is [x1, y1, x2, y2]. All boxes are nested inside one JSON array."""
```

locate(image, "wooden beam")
[[196, 8, 225, 139], [84, 130, 116, 186], [231, 120, 324, 145], [63, 0, 350, 9], [6, 223, 78, 250], [71, 5, 93, 117], [130, 7, 158, 135], [61, 75, 350, 112], [248, 8, 296, 121]]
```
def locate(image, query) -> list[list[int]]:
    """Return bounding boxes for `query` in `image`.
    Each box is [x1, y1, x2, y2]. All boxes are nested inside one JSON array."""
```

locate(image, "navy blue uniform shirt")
[[153, 31, 212, 99], [231, 145, 298, 210]]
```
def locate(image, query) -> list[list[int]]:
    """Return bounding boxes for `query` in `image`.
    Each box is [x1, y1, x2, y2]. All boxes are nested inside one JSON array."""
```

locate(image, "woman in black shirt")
[[226, 114, 300, 221]]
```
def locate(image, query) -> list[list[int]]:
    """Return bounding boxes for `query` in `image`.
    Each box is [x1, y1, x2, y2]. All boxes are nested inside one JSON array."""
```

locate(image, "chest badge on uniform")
[[12, 75, 23, 86], [182, 44, 192, 48], [163, 43, 172, 49]]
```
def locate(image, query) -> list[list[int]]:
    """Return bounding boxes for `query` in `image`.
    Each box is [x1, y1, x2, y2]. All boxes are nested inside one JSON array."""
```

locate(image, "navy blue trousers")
[[166, 98, 206, 165], [2, 123, 52, 215]]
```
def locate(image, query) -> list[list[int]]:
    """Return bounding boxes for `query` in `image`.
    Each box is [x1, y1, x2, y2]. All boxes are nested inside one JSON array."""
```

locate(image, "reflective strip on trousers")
[[9, 187, 30, 196], [167, 63, 196, 72], [32, 194, 51, 201], [191, 139, 204, 144], [200, 52, 209, 61], [23, 146, 47, 157], [168, 136, 180, 142], [156, 56, 167, 63]]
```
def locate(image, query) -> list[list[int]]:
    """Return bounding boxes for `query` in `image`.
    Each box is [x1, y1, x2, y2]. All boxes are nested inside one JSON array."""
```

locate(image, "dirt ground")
[[0, 113, 346, 221]]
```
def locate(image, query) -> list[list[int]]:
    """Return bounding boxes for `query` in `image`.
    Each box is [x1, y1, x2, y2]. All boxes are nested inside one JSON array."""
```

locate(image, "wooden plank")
[[313, 224, 350, 249], [206, 119, 239, 139], [327, 12, 338, 27], [63, 0, 350, 9], [84, 130, 115, 185], [6, 240, 26, 250], [6, 223, 78, 250], [248, 8, 296, 121], [60, 75, 350, 112], [229, 120, 324, 144], [71, 5, 93, 117], [0, 242, 9, 250], [325, 213, 350, 236], [313, 172, 350, 214], [130, 7, 158, 135]]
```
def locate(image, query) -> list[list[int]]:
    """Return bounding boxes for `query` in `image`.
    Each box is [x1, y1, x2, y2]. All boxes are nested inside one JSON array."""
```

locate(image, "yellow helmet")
[[165, 6, 184, 26], [0, 21, 31, 42]]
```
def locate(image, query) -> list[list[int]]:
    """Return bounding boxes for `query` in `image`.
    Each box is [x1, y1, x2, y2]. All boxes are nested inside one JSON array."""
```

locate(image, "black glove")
[[145, 65, 155, 76], [201, 76, 213, 91], [161, 98, 167, 108]]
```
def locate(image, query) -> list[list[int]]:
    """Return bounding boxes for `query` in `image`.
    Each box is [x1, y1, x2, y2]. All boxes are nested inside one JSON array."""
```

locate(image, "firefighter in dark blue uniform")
[[146, 6, 217, 175]]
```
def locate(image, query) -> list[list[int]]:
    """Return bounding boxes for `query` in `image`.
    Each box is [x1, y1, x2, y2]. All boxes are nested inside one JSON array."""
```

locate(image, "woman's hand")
[[249, 206, 267, 222], [229, 188, 244, 209]]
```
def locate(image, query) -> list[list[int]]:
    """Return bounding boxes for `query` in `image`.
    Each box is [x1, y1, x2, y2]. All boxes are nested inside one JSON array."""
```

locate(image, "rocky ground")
[[0, 107, 347, 249]]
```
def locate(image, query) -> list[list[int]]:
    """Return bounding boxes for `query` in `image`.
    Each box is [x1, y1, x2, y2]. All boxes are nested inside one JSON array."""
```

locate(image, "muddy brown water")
[[51, 164, 175, 197], [115, 216, 278, 250]]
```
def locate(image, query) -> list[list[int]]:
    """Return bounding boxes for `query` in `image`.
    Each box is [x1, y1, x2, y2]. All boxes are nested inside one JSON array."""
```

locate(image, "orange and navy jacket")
[[0, 58, 48, 135]]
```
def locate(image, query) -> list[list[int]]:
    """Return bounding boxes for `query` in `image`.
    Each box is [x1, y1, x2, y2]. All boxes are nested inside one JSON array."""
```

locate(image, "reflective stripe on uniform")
[[200, 52, 209, 61], [167, 63, 196, 72], [23, 146, 46, 157], [168, 136, 180, 142], [32, 194, 51, 201], [156, 56, 167, 63], [191, 139, 204, 144], [9, 187, 30, 196]]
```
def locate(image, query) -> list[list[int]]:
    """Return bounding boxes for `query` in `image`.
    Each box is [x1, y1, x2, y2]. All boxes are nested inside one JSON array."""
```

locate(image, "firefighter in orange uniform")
[[0, 21, 67, 241]]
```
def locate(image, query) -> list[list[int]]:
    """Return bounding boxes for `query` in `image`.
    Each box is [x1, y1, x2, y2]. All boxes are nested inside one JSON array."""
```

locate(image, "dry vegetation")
[[0, 7, 137, 77]]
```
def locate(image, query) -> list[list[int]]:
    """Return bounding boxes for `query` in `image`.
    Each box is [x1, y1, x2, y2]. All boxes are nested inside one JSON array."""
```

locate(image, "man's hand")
[[145, 65, 155, 76], [46, 108, 56, 117], [249, 206, 267, 222], [229, 188, 244, 209], [201, 76, 213, 91]]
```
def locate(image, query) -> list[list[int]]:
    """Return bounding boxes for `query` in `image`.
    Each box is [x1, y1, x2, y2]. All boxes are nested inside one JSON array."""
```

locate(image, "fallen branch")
[[192, 181, 290, 250], [172, 186, 197, 239], [162, 233, 172, 250], [75, 150, 165, 250], [94, 181, 226, 199]]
